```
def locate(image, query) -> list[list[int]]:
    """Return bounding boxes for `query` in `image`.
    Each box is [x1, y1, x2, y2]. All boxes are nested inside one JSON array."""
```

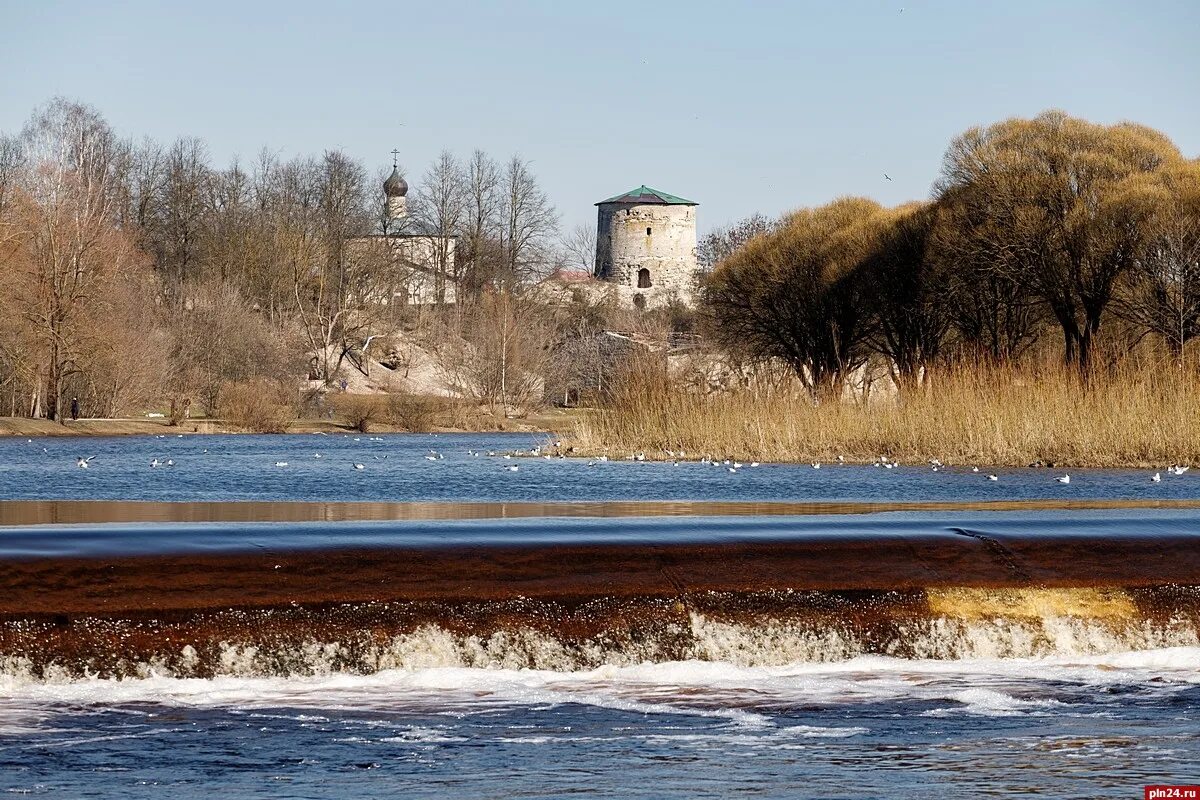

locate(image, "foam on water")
[[2, 644, 1197, 719], [2, 607, 1198, 683]]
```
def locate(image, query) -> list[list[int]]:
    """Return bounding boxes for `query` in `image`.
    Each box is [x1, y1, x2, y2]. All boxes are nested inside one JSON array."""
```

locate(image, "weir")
[[1, 501, 1198, 679]]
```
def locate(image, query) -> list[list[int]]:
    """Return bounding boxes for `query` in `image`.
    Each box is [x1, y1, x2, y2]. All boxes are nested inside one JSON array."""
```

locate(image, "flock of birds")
[[41, 435, 1195, 485]]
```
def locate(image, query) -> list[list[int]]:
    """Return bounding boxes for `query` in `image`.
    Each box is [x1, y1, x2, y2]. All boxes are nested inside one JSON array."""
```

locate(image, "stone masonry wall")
[[594, 204, 697, 308]]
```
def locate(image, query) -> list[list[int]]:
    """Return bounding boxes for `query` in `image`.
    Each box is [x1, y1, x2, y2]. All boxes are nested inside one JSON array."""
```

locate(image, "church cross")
[[391, 149, 400, 169]]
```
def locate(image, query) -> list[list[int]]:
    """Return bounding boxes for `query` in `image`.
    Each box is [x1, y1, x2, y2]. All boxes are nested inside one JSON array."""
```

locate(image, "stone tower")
[[594, 185, 698, 308]]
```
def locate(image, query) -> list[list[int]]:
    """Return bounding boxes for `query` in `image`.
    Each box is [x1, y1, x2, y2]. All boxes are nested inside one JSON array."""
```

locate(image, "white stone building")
[[594, 185, 699, 309], [352, 163, 457, 306]]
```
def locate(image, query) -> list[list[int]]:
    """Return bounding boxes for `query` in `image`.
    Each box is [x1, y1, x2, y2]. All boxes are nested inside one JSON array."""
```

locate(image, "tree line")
[[0, 98, 566, 420], [703, 110, 1200, 397]]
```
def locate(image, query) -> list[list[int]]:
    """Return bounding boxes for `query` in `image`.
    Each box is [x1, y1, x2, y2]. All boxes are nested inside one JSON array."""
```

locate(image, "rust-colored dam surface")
[[1, 500, 1198, 678], [0, 500, 1197, 614]]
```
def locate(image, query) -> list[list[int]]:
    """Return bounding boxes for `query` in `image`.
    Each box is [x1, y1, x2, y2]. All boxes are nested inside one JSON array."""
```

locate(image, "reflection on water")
[[4, 497, 1200, 526]]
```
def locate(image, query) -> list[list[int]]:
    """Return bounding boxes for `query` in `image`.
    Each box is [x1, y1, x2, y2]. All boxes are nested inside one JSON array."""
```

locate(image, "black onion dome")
[[383, 166, 408, 198]]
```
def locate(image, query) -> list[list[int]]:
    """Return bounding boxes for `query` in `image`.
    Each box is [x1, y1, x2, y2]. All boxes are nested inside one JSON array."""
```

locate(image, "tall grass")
[[567, 364, 1200, 467]]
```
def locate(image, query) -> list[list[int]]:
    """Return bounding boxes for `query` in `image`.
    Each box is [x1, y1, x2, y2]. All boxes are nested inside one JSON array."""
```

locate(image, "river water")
[[0, 432, 1197, 798]]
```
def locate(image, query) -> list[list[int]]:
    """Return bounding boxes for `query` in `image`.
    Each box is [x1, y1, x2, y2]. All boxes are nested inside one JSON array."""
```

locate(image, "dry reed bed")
[[566, 369, 1200, 467]]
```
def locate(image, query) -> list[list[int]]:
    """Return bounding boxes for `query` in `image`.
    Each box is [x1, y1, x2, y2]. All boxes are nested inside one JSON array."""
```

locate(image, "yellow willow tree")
[[702, 197, 882, 400], [850, 201, 951, 393], [1103, 162, 1200, 363], [935, 110, 1184, 372], [2, 99, 146, 421]]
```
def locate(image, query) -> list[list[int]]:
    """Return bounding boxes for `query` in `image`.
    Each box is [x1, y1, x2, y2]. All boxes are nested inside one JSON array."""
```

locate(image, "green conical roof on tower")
[[596, 185, 697, 206]]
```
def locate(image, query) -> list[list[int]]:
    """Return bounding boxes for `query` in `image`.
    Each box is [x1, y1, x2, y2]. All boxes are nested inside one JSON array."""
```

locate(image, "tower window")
[[637, 268, 652, 289], [646, 227, 652, 236]]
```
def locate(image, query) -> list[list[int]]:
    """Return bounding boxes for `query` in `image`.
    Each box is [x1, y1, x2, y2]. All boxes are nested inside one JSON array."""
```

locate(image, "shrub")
[[221, 379, 296, 433], [335, 395, 390, 433], [389, 393, 444, 432]]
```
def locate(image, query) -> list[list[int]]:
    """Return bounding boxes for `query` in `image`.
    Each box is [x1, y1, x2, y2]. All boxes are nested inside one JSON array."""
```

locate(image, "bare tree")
[[558, 222, 596, 273], [4, 99, 143, 420], [498, 155, 559, 286], [411, 150, 465, 303], [460, 149, 502, 299], [697, 213, 776, 272], [147, 137, 212, 303]]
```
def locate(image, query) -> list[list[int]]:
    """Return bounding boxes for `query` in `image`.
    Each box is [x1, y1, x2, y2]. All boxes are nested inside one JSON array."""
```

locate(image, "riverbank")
[[0, 407, 584, 438], [564, 366, 1200, 469]]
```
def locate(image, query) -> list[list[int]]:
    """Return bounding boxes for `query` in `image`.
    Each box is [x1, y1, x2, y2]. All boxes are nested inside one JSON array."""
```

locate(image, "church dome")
[[383, 166, 408, 198]]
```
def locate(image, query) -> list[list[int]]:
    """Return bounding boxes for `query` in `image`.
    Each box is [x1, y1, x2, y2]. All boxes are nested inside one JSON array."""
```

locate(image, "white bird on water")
[[1152, 472, 1162, 482], [507, 465, 519, 472], [275, 461, 288, 467], [811, 462, 821, 469], [76, 456, 95, 469], [1056, 475, 1071, 484], [150, 458, 161, 468], [352, 463, 365, 470], [987, 474, 998, 481]]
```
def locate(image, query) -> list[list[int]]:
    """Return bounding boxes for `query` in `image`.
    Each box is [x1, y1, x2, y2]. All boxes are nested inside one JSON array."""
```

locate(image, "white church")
[[355, 159, 458, 307]]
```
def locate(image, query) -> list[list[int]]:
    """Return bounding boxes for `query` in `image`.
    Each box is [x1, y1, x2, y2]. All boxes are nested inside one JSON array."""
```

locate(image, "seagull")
[[1055, 475, 1071, 484], [750, 462, 760, 468], [76, 456, 95, 469], [971, 466, 980, 473], [587, 461, 596, 467], [274, 461, 288, 467], [1152, 472, 1162, 482], [150, 458, 161, 468], [884, 174, 893, 181], [727, 467, 738, 473], [987, 474, 998, 481], [352, 463, 365, 470], [424, 454, 439, 461], [165, 459, 174, 467], [837, 455, 845, 463], [314, 453, 322, 459], [506, 465, 519, 472], [811, 462, 821, 469]]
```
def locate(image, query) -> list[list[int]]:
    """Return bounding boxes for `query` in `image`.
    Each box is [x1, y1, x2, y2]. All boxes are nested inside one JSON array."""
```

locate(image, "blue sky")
[[2, 0, 1197, 234]]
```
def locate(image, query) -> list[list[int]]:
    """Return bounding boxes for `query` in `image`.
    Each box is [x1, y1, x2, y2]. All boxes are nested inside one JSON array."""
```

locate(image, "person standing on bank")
[[70, 397, 79, 421]]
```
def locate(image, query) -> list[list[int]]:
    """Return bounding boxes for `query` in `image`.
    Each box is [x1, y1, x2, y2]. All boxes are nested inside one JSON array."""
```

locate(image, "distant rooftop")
[[596, 185, 697, 206]]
